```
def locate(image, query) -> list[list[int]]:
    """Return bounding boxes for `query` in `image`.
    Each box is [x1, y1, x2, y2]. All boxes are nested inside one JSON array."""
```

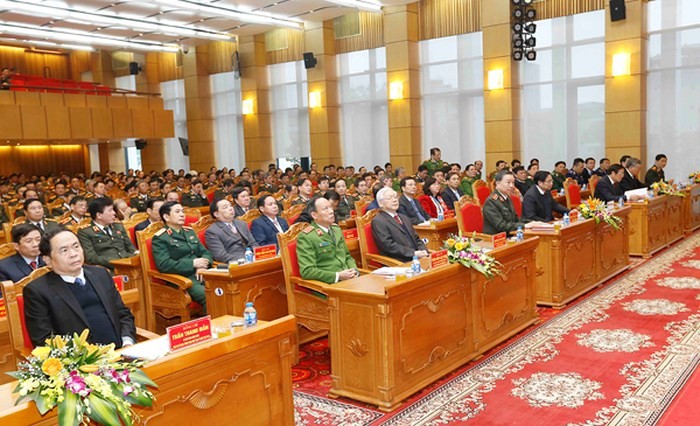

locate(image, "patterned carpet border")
[[381, 234, 700, 425], [294, 391, 383, 425]]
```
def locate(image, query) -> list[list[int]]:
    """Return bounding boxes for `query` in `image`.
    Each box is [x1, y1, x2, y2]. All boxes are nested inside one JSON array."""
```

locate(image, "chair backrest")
[[588, 175, 600, 196], [183, 207, 202, 226], [190, 215, 215, 248], [473, 180, 491, 206], [136, 222, 165, 331], [0, 243, 16, 260], [280, 203, 305, 225], [205, 186, 218, 203], [238, 209, 261, 228], [277, 223, 309, 316], [564, 178, 582, 209], [355, 209, 382, 269], [510, 192, 523, 217], [1, 267, 51, 356], [282, 196, 298, 211], [455, 196, 484, 234], [122, 212, 149, 246], [354, 196, 373, 216]]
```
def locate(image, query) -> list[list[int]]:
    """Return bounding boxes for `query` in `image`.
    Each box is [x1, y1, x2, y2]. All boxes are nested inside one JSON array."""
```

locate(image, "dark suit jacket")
[[619, 169, 644, 193], [233, 204, 250, 218], [23, 265, 135, 348], [522, 186, 570, 222], [205, 220, 259, 263], [0, 253, 45, 282], [441, 187, 464, 211], [371, 211, 426, 262], [250, 216, 289, 248], [398, 195, 430, 225], [594, 175, 625, 203], [134, 219, 153, 233]]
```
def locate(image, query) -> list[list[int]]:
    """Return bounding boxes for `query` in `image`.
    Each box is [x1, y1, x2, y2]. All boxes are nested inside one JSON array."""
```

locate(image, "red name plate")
[[343, 228, 358, 240], [492, 232, 507, 248], [430, 249, 449, 269], [254, 244, 277, 260], [569, 210, 579, 222], [0, 299, 5, 318], [167, 316, 212, 351], [444, 210, 455, 219]]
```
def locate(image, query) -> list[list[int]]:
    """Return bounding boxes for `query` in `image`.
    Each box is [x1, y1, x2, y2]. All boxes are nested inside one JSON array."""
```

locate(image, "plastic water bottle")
[[411, 256, 421, 275], [243, 302, 257, 327], [516, 225, 524, 242], [244, 247, 254, 264], [618, 197, 625, 209], [563, 213, 570, 227], [647, 190, 654, 199], [437, 212, 444, 222]]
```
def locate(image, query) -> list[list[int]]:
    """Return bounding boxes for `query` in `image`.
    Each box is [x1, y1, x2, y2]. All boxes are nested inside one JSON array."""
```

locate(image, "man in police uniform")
[[645, 154, 673, 186], [181, 180, 209, 207], [297, 197, 358, 284], [129, 180, 151, 213], [483, 170, 529, 235], [77, 197, 136, 272], [421, 147, 447, 177], [152, 201, 213, 311]]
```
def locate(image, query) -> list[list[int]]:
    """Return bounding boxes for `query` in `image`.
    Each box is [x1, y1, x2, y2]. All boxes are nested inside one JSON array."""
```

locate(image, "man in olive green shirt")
[[460, 164, 479, 198], [551, 161, 567, 192], [77, 197, 136, 272], [644, 154, 673, 186], [297, 197, 358, 284], [421, 147, 447, 177]]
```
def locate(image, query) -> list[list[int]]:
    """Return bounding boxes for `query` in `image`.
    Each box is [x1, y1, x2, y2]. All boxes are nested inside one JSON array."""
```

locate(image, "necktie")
[[74, 277, 85, 287], [394, 214, 403, 226], [29, 260, 37, 270], [105, 226, 112, 237], [328, 228, 336, 244], [35, 222, 44, 232], [271, 218, 283, 233], [410, 199, 426, 222], [227, 222, 237, 234]]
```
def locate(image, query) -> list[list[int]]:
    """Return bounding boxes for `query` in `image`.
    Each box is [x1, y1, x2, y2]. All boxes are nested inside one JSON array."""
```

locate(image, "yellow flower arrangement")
[[41, 358, 64, 377], [689, 172, 700, 184], [443, 232, 501, 279], [31, 346, 51, 360], [578, 197, 623, 230], [651, 181, 685, 197]]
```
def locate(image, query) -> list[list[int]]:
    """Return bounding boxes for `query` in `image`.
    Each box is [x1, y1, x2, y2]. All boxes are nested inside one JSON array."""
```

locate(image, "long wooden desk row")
[[0, 315, 297, 425], [626, 195, 685, 258]]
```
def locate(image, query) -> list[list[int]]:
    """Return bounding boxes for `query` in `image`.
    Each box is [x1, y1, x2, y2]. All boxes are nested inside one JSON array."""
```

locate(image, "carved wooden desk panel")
[[202, 258, 288, 321], [627, 196, 684, 258], [595, 207, 631, 284], [0, 319, 11, 386], [413, 218, 459, 251], [0, 315, 296, 425], [682, 184, 700, 234]]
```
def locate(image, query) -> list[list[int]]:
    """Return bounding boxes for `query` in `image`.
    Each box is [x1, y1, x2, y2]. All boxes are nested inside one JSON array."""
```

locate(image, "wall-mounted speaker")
[[135, 139, 147, 150], [129, 61, 141, 75], [610, 0, 626, 22], [303, 52, 317, 69]]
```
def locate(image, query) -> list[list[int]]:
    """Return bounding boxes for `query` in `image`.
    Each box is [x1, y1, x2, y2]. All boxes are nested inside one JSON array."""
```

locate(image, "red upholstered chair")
[[280, 203, 305, 225], [455, 196, 484, 234], [205, 186, 218, 203], [354, 196, 373, 216], [238, 209, 261, 230], [191, 215, 215, 249], [510, 192, 523, 217], [588, 175, 600, 198], [473, 180, 491, 206], [355, 209, 404, 270], [277, 223, 332, 349], [183, 207, 202, 226], [564, 178, 583, 209]]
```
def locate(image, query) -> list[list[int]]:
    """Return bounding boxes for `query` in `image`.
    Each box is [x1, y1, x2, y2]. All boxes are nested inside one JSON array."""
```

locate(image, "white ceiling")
[[0, 0, 413, 51]]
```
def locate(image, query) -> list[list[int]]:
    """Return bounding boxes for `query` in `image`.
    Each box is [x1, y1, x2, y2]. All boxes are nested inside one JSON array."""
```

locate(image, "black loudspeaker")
[[135, 139, 147, 150], [300, 157, 310, 172], [303, 52, 317, 69], [128, 61, 140, 75], [610, 0, 626, 22]]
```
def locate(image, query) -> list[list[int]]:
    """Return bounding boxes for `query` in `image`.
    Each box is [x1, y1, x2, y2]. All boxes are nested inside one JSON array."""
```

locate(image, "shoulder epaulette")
[[182, 225, 193, 230], [491, 194, 499, 200], [154, 228, 167, 236], [302, 226, 314, 234]]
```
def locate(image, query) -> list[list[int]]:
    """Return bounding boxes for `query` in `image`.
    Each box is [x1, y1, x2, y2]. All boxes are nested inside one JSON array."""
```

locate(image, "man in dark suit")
[[397, 177, 430, 225], [206, 198, 259, 263], [594, 164, 642, 203], [250, 195, 289, 248], [0, 224, 45, 282], [619, 157, 645, 193], [23, 228, 135, 348], [134, 199, 164, 233], [371, 188, 428, 262], [232, 187, 252, 218], [522, 171, 570, 222], [441, 172, 465, 210]]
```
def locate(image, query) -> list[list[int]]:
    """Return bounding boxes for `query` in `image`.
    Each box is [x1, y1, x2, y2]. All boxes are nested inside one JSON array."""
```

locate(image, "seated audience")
[[645, 154, 673, 186], [77, 197, 136, 271], [371, 188, 428, 262], [334, 179, 356, 221], [397, 177, 430, 225], [0, 224, 45, 282], [418, 177, 449, 219], [205, 198, 258, 263], [513, 166, 533, 196], [483, 170, 527, 235], [20, 198, 60, 235], [594, 164, 641, 203], [442, 171, 465, 210], [566, 158, 588, 186], [551, 161, 566, 192], [522, 171, 571, 222], [250, 195, 289, 248], [135, 199, 164, 232], [181, 179, 209, 207], [620, 157, 645, 193]]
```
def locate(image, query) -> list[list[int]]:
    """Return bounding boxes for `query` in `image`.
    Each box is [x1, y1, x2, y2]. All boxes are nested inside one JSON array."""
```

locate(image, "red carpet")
[[293, 235, 699, 425]]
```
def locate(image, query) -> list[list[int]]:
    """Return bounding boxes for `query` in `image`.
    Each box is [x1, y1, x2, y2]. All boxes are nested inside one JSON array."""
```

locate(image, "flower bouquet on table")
[[578, 197, 623, 231], [6, 329, 157, 426], [689, 172, 700, 184], [443, 232, 501, 279], [650, 181, 685, 197]]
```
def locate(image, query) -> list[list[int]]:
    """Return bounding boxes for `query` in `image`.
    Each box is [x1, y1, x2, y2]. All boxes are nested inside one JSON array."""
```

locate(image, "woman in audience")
[[418, 177, 450, 219]]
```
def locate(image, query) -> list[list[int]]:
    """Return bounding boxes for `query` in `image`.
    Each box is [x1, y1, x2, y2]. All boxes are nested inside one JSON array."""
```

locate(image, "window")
[[160, 79, 189, 172], [269, 61, 310, 166], [211, 72, 245, 170], [519, 10, 605, 171], [420, 32, 485, 167], [337, 47, 389, 168]]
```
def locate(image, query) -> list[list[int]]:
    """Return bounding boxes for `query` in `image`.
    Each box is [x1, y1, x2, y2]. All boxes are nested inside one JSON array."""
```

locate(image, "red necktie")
[[394, 215, 403, 226], [30, 261, 37, 270]]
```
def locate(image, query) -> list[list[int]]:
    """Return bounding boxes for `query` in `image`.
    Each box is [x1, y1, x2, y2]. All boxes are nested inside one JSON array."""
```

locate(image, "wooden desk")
[[413, 218, 459, 251], [111, 255, 147, 329], [0, 315, 296, 425], [681, 184, 700, 234], [526, 207, 630, 308], [627, 195, 684, 258], [0, 318, 11, 385], [201, 258, 288, 321], [325, 238, 539, 411]]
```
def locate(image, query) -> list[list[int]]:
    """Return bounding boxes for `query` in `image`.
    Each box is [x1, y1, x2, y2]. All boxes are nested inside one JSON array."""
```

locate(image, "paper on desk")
[[120, 336, 170, 361], [372, 267, 411, 277], [205, 268, 229, 273], [624, 187, 649, 199]]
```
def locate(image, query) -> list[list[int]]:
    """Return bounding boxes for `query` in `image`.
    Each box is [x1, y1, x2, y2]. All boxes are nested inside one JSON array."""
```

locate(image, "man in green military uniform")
[[421, 147, 447, 177], [77, 197, 136, 272], [333, 179, 356, 221], [214, 179, 234, 201], [152, 201, 213, 311], [460, 164, 479, 197], [551, 161, 567, 192], [258, 173, 279, 194], [645, 154, 673, 186], [129, 180, 151, 213], [297, 197, 358, 284], [482, 170, 528, 235], [181, 180, 209, 207]]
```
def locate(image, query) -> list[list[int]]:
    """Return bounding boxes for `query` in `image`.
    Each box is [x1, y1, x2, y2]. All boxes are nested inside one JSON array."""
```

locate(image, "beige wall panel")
[[605, 75, 646, 113], [63, 94, 86, 108], [85, 96, 107, 108], [310, 133, 331, 159], [91, 108, 114, 139], [188, 140, 216, 164], [153, 109, 175, 138], [0, 105, 22, 139], [131, 109, 155, 138], [484, 89, 521, 122], [485, 120, 522, 153], [257, 114, 272, 138], [111, 108, 133, 138], [605, 146, 644, 164], [605, 0, 646, 42], [243, 115, 261, 138], [185, 97, 213, 120], [14, 92, 41, 106], [126, 96, 149, 110], [388, 99, 422, 128], [187, 119, 214, 141], [184, 75, 211, 99], [40, 93, 64, 107], [46, 106, 71, 139], [486, 151, 519, 169], [256, 91, 271, 115], [309, 109, 329, 134], [20, 105, 47, 139], [140, 139, 166, 172], [385, 41, 419, 72], [69, 107, 93, 139], [0, 91, 14, 105], [481, 0, 512, 26], [605, 111, 646, 148], [482, 24, 513, 59], [107, 96, 127, 109]]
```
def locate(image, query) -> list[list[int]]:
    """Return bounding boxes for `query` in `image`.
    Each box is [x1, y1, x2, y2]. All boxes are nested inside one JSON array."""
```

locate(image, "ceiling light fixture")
[[0, 37, 94, 51], [326, 1, 383, 12], [154, 0, 303, 29]]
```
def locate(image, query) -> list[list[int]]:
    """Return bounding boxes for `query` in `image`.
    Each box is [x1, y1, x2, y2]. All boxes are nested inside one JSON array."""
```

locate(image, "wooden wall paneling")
[[70, 51, 92, 79], [183, 45, 216, 171], [85, 95, 107, 108], [207, 40, 237, 74], [63, 93, 87, 108], [112, 108, 133, 138], [0, 46, 25, 73], [131, 109, 155, 138], [153, 109, 175, 138], [39, 93, 64, 106], [0, 91, 14, 105], [69, 107, 93, 139], [45, 106, 71, 139], [107, 96, 127, 108], [239, 34, 272, 170], [91, 108, 114, 139], [20, 105, 47, 140], [42, 54, 70, 80], [22, 52, 46, 78], [148, 97, 164, 109], [0, 145, 86, 176], [14, 92, 40, 106], [126, 96, 149, 109], [0, 105, 23, 139], [156, 52, 181, 82]]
